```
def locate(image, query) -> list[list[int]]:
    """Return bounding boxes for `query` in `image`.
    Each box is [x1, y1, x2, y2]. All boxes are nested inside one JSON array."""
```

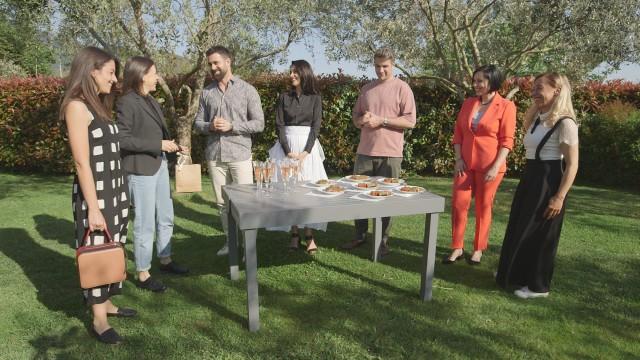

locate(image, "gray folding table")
[[222, 182, 445, 331]]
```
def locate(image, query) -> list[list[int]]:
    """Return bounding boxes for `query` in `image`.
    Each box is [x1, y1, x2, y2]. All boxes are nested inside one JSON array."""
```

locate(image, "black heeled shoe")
[[289, 233, 300, 252], [442, 250, 465, 264], [467, 251, 482, 265]]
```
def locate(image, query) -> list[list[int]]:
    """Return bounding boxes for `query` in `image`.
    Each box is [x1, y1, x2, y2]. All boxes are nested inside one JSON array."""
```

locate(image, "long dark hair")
[[291, 60, 319, 95], [122, 56, 155, 95], [60, 47, 119, 121]]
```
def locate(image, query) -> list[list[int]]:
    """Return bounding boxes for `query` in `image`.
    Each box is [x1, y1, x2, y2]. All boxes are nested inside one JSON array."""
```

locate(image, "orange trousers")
[[451, 170, 505, 251]]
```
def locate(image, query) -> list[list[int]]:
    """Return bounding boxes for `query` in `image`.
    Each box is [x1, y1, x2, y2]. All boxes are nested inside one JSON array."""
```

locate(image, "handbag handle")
[[176, 153, 193, 170], [80, 227, 114, 247]]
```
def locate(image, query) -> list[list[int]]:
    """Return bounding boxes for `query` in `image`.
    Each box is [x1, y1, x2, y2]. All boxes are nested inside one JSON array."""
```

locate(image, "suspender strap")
[[535, 117, 569, 161]]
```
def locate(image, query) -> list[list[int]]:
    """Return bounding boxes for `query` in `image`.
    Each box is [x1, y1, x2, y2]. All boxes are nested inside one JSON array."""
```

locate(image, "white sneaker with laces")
[[514, 286, 549, 299], [216, 244, 229, 256]]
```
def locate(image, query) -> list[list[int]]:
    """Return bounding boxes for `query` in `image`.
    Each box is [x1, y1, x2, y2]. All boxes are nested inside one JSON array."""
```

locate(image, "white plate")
[[309, 179, 336, 187], [397, 186, 426, 194], [344, 175, 371, 182], [350, 182, 379, 191], [376, 178, 406, 186], [364, 190, 394, 199], [318, 186, 345, 195]]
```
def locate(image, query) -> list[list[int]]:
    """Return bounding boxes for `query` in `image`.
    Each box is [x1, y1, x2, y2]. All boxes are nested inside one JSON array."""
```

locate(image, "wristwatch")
[[383, 117, 389, 127]]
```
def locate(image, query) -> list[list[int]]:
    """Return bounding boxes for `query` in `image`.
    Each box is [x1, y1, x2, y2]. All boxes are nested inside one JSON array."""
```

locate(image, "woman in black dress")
[[61, 47, 135, 344], [496, 73, 579, 299]]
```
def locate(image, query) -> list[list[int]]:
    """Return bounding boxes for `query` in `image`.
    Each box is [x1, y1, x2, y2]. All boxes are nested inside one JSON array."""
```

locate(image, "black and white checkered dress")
[[72, 108, 130, 305]]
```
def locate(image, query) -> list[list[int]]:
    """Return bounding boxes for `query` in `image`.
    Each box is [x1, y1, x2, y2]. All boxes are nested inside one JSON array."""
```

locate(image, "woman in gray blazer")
[[116, 56, 189, 293]]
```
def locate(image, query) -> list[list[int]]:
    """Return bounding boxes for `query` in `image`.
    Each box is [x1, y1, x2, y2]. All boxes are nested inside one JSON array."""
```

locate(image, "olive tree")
[[317, 0, 640, 98], [54, 0, 315, 148]]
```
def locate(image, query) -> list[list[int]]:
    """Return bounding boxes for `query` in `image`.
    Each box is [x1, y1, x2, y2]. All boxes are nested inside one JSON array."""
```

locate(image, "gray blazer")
[[116, 91, 171, 176]]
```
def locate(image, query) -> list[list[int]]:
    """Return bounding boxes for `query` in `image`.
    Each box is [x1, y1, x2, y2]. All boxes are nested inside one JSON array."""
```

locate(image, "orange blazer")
[[452, 93, 516, 173]]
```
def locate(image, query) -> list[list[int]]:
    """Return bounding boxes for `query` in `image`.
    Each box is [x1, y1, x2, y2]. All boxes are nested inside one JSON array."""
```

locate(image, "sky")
[[275, 41, 640, 82]]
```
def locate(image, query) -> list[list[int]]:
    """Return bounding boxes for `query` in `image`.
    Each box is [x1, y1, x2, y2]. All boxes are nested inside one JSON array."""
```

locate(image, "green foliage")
[[2, 75, 639, 188], [579, 102, 640, 186], [0, 77, 70, 172], [0, 59, 27, 78], [0, 1, 54, 76]]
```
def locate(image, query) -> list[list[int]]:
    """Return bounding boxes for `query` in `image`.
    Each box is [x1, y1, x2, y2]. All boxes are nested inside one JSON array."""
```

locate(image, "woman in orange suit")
[[444, 65, 516, 265]]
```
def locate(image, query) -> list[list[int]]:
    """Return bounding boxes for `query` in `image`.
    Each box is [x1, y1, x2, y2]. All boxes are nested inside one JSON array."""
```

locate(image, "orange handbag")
[[76, 228, 126, 289]]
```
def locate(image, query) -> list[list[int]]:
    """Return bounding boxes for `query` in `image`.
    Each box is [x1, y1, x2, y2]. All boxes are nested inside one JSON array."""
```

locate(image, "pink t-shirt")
[[352, 78, 416, 157]]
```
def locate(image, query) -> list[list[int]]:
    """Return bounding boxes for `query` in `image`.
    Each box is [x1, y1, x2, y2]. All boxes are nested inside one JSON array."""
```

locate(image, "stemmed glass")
[[290, 159, 300, 187], [252, 160, 263, 195], [280, 159, 291, 194], [261, 160, 272, 196]]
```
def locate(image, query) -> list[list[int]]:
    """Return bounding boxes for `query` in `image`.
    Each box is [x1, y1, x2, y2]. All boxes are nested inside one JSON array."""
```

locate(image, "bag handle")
[[80, 228, 113, 248], [176, 153, 193, 170]]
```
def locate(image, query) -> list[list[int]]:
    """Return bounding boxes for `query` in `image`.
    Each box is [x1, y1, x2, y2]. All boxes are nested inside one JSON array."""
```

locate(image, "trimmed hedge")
[[1, 75, 639, 188]]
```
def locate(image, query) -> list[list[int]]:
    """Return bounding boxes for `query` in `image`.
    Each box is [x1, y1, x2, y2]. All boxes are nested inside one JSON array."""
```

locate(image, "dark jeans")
[[353, 154, 402, 242]]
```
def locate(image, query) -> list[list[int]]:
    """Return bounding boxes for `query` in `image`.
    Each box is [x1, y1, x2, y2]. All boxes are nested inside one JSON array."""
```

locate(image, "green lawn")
[[0, 171, 638, 359]]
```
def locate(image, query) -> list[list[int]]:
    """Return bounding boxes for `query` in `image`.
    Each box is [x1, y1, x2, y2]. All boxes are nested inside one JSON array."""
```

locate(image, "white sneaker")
[[216, 244, 229, 256], [514, 286, 549, 299]]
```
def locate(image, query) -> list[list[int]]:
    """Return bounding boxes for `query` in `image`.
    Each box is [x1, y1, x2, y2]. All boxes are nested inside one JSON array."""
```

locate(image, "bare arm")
[[65, 101, 106, 232], [544, 143, 579, 219]]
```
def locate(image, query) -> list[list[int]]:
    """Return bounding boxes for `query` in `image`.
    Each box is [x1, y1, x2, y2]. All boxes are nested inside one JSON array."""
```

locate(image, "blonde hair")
[[523, 72, 577, 130]]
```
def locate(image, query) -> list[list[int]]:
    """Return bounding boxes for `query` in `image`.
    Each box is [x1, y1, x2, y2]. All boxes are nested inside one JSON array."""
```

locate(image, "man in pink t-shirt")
[[340, 48, 417, 255]]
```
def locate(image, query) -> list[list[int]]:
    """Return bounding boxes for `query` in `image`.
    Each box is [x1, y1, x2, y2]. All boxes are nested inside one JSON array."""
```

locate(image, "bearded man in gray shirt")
[[194, 45, 264, 256]]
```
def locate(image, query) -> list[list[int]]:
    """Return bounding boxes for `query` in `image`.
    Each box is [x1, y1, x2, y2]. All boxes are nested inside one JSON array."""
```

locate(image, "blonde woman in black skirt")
[[496, 72, 579, 299]]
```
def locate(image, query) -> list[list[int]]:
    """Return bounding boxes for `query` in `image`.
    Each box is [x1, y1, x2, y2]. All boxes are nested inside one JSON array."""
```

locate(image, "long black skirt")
[[496, 159, 566, 293]]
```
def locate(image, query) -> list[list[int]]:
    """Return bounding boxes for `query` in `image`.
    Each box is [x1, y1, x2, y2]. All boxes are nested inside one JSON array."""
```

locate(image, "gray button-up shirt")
[[194, 76, 264, 162]]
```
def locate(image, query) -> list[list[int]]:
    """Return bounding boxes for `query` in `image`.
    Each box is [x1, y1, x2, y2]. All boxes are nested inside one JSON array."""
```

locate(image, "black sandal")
[[442, 250, 465, 264], [289, 233, 300, 251]]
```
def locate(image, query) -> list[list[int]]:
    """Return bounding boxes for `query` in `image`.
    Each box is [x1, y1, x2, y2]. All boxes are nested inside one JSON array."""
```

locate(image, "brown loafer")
[[340, 238, 366, 250]]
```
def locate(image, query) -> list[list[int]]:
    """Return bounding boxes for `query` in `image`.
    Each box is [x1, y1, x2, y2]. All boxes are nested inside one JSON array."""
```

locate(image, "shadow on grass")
[[0, 229, 86, 346], [33, 214, 75, 249], [0, 173, 71, 201]]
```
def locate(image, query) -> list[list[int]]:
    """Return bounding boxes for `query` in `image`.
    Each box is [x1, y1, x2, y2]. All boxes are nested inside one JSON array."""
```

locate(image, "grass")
[[0, 171, 638, 359]]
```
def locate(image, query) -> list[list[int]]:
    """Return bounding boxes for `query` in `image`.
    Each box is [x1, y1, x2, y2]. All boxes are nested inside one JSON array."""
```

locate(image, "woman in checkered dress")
[[62, 47, 134, 344]]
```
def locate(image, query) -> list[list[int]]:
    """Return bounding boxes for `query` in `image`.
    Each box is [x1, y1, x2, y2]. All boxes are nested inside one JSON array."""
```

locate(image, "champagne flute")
[[261, 161, 272, 196], [291, 159, 300, 187], [280, 159, 291, 194], [252, 160, 263, 194]]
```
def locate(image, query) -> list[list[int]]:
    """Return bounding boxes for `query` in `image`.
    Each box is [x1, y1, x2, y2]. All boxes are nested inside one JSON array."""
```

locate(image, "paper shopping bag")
[[175, 154, 202, 193]]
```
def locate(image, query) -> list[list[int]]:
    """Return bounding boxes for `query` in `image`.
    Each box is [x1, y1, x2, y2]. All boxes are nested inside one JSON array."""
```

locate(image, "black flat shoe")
[[442, 251, 465, 264], [92, 327, 122, 345], [137, 276, 167, 292], [107, 307, 137, 318], [159, 261, 190, 275]]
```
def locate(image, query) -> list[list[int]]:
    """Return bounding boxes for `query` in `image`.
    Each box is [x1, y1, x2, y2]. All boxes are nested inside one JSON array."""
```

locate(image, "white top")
[[471, 110, 485, 132], [524, 113, 579, 160]]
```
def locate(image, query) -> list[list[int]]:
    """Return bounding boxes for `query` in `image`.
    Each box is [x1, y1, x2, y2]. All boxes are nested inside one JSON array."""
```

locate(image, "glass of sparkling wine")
[[280, 159, 291, 194], [261, 161, 272, 196], [290, 159, 300, 187], [252, 160, 262, 194]]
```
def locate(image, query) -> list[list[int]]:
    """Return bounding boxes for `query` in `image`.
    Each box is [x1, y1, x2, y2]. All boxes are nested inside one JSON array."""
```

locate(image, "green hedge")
[[1, 75, 639, 188]]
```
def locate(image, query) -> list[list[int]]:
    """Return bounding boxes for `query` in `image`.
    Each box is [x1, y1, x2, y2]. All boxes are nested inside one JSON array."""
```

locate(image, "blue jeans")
[[128, 159, 174, 272]]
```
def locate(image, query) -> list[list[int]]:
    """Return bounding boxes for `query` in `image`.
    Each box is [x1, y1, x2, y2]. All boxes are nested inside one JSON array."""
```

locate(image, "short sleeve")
[[558, 119, 579, 146]]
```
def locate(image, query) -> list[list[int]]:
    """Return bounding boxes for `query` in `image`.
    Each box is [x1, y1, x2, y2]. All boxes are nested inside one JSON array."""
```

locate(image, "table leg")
[[420, 213, 439, 301], [244, 229, 260, 332], [372, 217, 383, 262], [228, 207, 240, 281]]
